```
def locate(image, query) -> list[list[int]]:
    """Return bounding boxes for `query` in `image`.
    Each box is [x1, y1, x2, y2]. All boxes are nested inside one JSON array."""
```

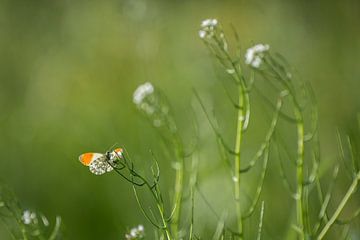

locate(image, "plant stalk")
[[157, 202, 172, 240], [317, 171, 360, 240], [234, 84, 245, 238], [294, 103, 305, 240], [171, 137, 184, 238]]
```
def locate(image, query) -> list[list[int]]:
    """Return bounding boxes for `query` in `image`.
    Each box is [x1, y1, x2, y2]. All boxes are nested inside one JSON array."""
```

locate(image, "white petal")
[[199, 30, 206, 39], [133, 82, 154, 105], [251, 57, 262, 68]]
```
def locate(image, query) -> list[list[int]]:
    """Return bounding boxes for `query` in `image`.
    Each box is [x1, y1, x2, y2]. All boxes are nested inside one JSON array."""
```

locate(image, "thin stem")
[[195, 183, 240, 236], [240, 92, 285, 173], [148, 182, 172, 239], [132, 186, 162, 229], [242, 147, 269, 219], [234, 83, 245, 238], [171, 136, 184, 238], [256, 202, 265, 240], [189, 156, 198, 240], [312, 165, 339, 234], [156, 196, 172, 240], [294, 97, 306, 240], [317, 172, 360, 240], [22, 228, 28, 240], [217, 37, 249, 239], [112, 153, 172, 239], [49, 216, 62, 240], [265, 58, 307, 239]]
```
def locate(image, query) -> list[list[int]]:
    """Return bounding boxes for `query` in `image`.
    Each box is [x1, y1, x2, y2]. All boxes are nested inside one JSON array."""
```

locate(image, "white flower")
[[137, 225, 144, 231], [130, 228, 137, 237], [201, 18, 218, 28], [199, 18, 218, 39], [198, 30, 206, 39], [22, 210, 37, 225], [133, 82, 154, 105], [245, 44, 270, 68], [125, 225, 145, 239]]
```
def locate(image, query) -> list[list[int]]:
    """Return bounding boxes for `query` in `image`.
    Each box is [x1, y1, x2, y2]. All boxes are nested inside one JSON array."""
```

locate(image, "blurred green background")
[[0, 0, 360, 239]]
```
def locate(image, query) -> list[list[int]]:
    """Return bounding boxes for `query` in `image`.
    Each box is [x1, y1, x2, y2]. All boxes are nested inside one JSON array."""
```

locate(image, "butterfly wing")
[[79, 153, 104, 166], [113, 148, 123, 156], [110, 148, 123, 161], [89, 156, 114, 175], [79, 151, 118, 175]]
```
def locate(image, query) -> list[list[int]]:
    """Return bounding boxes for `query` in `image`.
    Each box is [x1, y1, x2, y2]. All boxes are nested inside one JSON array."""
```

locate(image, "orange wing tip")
[[79, 153, 94, 166], [114, 148, 124, 155]]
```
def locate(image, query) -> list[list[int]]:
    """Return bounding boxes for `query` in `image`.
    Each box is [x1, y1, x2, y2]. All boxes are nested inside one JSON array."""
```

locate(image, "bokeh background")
[[0, 0, 360, 239]]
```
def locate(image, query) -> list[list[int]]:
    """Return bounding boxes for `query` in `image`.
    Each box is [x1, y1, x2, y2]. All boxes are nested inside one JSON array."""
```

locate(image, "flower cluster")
[[199, 18, 218, 39], [125, 225, 145, 240], [245, 44, 270, 68], [133, 82, 174, 129], [133, 82, 156, 115], [133, 82, 154, 105], [22, 210, 38, 225]]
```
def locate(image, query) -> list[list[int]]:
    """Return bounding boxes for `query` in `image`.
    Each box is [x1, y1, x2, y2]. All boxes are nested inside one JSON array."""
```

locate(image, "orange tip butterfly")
[[79, 148, 123, 175]]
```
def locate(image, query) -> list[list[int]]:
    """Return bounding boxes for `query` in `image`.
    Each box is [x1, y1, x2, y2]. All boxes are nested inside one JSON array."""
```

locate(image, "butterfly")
[[79, 148, 123, 175]]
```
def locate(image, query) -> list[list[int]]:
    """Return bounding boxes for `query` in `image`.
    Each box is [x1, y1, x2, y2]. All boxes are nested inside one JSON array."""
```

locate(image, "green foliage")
[[0, 1, 360, 239], [0, 186, 62, 240], [85, 19, 360, 239]]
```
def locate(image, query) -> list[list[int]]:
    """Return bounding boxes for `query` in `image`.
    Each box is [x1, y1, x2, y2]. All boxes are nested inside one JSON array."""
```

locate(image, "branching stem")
[[317, 171, 360, 240]]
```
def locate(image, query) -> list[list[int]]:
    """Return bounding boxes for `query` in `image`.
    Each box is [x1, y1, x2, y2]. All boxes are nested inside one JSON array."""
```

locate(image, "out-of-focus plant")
[[76, 18, 360, 240], [125, 225, 145, 240], [198, 18, 360, 239], [197, 18, 286, 239], [133, 82, 187, 239], [0, 185, 62, 240]]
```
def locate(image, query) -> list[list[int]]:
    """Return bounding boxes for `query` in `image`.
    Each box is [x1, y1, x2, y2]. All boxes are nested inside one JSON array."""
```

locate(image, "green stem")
[[129, 166, 172, 239], [49, 216, 62, 240], [151, 183, 172, 240], [234, 83, 245, 238], [265, 58, 307, 239], [209, 34, 249, 239], [21, 228, 28, 240], [294, 103, 305, 240], [171, 137, 184, 238], [218, 38, 247, 239], [317, 172, 360, 240], [157, 201, 172, 240]]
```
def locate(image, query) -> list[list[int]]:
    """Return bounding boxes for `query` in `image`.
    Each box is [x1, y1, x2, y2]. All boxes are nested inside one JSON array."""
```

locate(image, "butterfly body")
[[79, 148, 123, 175]]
